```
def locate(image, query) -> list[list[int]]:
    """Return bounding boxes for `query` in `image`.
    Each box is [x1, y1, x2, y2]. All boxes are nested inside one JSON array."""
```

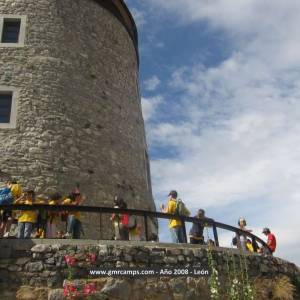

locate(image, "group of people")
[[160, 190, 207, 244], [0, 178, 144, 241], [0, 179, 277, 255], [161, 190, 277, 255], [0, 179, 83, 239], [234, 217, 276, 254]]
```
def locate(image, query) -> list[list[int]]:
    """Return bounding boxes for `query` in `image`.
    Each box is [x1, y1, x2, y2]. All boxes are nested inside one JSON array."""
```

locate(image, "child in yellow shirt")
[[15, 189, 37, 239], [46, 192, 62, 238], [62, 192, 83, 239]]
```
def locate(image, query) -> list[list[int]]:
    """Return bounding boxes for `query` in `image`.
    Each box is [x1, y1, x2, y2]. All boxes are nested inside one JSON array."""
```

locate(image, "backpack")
[[175, 198, 190, 216], [0, 188, 13, 205], [127, 215, 137, 230]]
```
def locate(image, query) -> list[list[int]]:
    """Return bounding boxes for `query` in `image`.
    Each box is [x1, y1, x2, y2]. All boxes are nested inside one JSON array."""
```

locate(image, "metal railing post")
[[181, 217, 187, 243], [144, 213, 149, 241], [212, 224, 219, 247]]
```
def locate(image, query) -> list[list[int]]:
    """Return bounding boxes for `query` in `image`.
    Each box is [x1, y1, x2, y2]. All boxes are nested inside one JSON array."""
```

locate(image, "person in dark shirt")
[[262, 227, 276, 254], [189, 209, 206, 244]]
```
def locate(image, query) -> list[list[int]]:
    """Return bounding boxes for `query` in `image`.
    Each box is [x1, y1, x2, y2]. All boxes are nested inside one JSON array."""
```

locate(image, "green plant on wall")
[[239, 253, 254, 300], [225, 251, 241, 300], [205, 227, 222, 299], [207, 246, 221, 299], [225, 250, 254, 300]]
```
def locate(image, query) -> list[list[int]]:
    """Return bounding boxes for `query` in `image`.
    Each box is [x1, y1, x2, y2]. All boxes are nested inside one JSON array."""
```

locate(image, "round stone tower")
[[0, 0, 156, 238]]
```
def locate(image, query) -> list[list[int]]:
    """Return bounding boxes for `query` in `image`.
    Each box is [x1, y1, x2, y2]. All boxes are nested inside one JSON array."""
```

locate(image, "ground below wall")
[[0, 239, 299, 300]]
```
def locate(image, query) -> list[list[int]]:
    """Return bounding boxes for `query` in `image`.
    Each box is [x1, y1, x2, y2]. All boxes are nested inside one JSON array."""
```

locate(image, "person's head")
[[262, 227, 271, 236], [168, 190, 178, 199], [197, 209, 205, 218], [25, 189, 35, 201], [238, 218, 247, 227]]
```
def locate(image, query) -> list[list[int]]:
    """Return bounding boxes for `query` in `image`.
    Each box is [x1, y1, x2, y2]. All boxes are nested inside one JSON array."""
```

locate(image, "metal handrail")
[[0, 204, 268, 251]]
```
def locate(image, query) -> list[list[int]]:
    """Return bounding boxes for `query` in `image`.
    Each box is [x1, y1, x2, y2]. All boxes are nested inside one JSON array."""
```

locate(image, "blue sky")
[[125, 0, 300, 265]]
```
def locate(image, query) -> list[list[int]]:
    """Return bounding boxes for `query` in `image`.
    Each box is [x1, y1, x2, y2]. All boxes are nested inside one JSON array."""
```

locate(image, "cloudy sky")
[[125, 0, 300, 265]]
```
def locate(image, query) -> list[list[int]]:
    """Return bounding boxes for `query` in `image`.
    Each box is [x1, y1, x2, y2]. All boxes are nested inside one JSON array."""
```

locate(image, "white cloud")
[[144, 76, 161, 91], [143, 0, 300, 265], [141, 95, 163, 122], [130, 7, 147, 28], [156, 42, 165, 48]]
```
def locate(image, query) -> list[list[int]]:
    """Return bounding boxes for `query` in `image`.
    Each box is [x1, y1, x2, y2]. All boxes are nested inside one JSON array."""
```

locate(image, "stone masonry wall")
[[0, 0, 156, 239], [0, 240, 299, 299]]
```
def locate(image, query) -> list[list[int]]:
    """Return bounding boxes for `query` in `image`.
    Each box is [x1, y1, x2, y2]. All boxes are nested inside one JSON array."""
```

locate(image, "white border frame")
[[0, 15, 27, 47], [0, 86, 19, 129]]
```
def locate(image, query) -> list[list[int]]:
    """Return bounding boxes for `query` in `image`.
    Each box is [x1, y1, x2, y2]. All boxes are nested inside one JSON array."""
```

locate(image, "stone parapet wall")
[[0, 240, 299, 299]]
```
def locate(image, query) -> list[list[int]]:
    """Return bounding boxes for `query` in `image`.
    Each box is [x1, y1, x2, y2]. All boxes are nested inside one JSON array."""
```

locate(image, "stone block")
[[166, 249, 182, 256], [25, 261, 43, 272], [164, 256, 178, 264], [48, 289, 64, 300], [16, 257, 31, 265], [101, 279, 132, 300]]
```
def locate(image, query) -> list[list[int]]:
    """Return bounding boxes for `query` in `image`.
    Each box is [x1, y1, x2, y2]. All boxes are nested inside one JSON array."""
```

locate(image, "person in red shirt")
[[262, 227, 276, 254]]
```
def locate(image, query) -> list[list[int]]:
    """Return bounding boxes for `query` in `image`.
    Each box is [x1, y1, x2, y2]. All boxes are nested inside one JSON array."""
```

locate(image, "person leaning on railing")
[[110, 196, 129, 241], [237, 218, 252, 251], [14, 189, 37, 239], [62, 191, 84, 239], [46, 192, 62, 238], [34, 195, 48, 238], [0, 180, 13, 237], [189, 209, 206, 245], [111, 195, 121, 240], [262, 227, 276, 255]]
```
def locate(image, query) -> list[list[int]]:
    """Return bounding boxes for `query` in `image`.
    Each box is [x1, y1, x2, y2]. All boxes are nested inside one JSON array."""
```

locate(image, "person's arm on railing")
[[14, 194, 26, 204]]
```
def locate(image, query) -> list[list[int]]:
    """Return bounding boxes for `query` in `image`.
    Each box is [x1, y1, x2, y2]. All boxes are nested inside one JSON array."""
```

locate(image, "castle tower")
[[0, 0, 155, 238]]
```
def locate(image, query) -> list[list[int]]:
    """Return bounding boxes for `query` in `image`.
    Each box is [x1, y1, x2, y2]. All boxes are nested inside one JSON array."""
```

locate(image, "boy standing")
[[262, 227, 277, 254], [189, 209, 206, 244], [161, 190, 184, 243]]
